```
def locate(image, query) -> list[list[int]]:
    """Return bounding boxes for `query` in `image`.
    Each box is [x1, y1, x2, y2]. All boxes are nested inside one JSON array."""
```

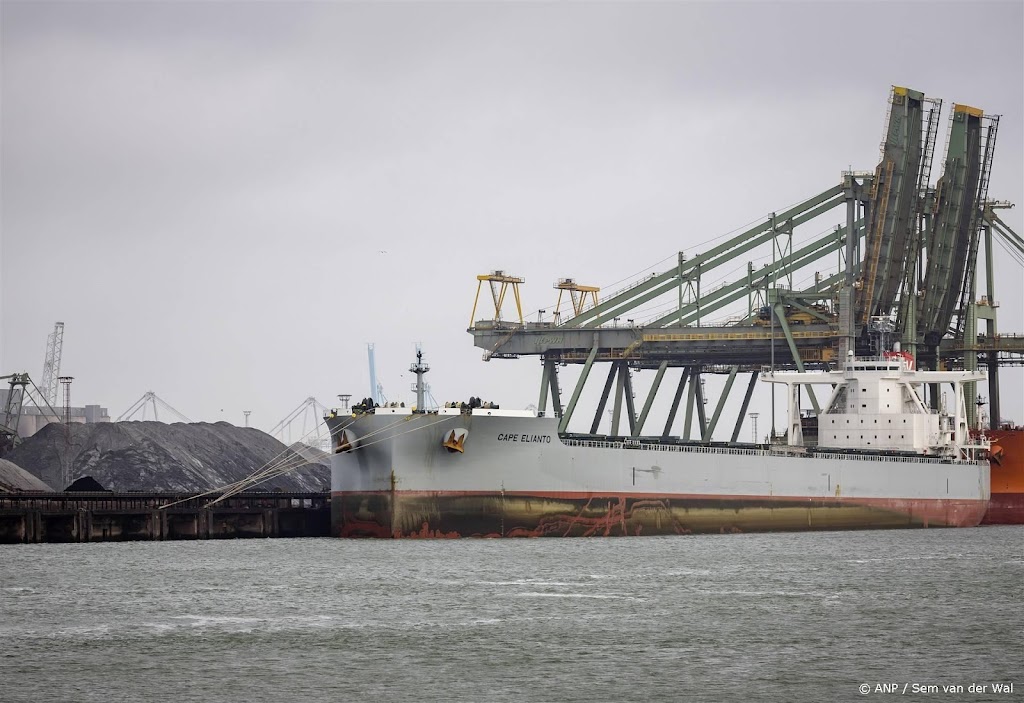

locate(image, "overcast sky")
[[1, 0, 1022, 439]]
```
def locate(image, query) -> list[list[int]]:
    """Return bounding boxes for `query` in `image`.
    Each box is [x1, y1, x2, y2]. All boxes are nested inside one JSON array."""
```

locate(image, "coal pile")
[[0, 459, 54, 492], [5, 421, 329, 493]]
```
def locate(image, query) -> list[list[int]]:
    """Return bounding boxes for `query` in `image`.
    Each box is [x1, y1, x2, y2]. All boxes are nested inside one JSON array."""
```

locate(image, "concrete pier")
[[0, 491, 329, 544]]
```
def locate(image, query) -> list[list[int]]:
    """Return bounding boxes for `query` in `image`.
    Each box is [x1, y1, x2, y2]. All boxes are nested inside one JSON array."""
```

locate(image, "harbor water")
[[2, 527, 1021, 702]]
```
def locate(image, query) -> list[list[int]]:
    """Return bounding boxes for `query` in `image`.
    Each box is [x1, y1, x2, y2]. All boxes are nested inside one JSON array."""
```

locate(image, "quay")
[[0, 491, 330, 544]]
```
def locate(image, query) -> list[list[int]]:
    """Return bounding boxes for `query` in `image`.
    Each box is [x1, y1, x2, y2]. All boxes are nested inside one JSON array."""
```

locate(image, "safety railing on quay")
[[0, 491, 329, 511]]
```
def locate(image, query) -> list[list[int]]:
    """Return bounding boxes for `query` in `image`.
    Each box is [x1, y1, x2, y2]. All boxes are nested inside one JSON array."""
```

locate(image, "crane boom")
[[39, 322, 65, 406]]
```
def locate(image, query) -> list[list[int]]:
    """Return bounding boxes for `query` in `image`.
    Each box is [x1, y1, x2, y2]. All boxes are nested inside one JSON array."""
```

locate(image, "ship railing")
[[561, 439, 767, 457], [560, 438, 983, 465], [809, 451, 982, 466]]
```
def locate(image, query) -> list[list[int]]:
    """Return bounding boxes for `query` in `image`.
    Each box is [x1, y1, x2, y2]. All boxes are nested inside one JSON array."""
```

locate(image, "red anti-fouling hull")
[[331, 491, 988, 538], [982, 493, 1024, 525]]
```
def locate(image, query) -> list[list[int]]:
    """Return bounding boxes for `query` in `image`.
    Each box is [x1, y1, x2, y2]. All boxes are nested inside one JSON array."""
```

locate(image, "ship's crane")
[[39, 322, 65, 407]]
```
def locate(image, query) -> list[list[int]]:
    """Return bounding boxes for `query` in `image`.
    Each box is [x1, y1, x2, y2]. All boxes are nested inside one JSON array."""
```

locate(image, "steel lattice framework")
[[466, 87, 1020, 437], [39, 322, 64, 407]]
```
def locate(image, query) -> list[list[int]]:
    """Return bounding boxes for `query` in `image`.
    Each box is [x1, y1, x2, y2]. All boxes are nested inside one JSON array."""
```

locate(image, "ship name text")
[[497, 433, 552, 444]]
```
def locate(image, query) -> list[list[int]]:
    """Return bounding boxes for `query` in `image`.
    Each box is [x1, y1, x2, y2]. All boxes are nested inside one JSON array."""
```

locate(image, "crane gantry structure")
[[468, 87, 1023, 440], [0, 373, 63, 455], [271, 397, 332, 450], [117, 392, 193, 423]]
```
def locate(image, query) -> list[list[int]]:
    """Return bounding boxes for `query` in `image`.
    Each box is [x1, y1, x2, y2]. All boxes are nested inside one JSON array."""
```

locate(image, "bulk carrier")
[[324, 87, 1021, 537], [325, 347, 990, 538]]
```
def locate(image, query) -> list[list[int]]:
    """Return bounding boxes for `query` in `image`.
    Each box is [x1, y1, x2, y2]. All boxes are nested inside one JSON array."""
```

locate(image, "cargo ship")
[[325, 347, 990, 538], [983, 427, 1024, 524]]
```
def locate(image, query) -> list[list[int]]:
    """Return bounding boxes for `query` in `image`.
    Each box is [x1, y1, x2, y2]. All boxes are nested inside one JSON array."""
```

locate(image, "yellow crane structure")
[[469, 271, 524, 328], [553, 279, 599, 324]]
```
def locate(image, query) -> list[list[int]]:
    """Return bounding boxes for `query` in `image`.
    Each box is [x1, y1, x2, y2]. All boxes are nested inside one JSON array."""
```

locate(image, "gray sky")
[[2, 1, 1022, 438]]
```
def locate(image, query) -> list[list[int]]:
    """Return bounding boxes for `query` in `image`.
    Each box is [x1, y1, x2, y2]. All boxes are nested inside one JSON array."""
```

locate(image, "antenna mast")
[[410, 347, 429, 413]]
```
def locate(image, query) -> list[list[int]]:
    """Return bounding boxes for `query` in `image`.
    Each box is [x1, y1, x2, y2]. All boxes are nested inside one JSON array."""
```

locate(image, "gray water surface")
[[2, 527, 1022, 702]]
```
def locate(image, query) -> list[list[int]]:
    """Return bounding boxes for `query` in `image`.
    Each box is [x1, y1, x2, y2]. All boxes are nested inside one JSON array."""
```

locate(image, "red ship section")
[[983, 428, 1024, 525], [331, 490, 987, 538]]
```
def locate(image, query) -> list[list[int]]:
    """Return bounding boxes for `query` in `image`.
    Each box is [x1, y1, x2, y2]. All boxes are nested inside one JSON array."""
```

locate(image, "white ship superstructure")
[[763, 347, 989, 459]]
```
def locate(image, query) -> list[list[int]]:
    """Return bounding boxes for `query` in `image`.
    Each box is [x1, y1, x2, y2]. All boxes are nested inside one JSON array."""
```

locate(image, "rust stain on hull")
[[331, 491, 987, 538]]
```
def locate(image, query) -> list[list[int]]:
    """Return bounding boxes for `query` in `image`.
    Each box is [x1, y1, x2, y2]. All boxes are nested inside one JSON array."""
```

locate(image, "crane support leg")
[[773, 303, 821, 415], [694, 373, 707, 439], [537, 360, 552, 417], [663, 368, 690, 439], [623, 366, 637, 436], [983, 224, 1000, 429], [703, 366, 738, 441], [964, 303, 977, 428], [633, 361, 668, 437], [988, 359, 1000, 430], [731, 373, 759, 443], [549, 365, 563, 419], [610, 362, 626, 436], [590, 364, 618, 435], [683, 372, 698, 441], [558, 343, 598, 434]]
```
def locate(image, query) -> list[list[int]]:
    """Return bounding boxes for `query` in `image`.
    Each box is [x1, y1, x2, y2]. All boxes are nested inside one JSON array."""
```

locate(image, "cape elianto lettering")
[[497, 433, 552, 443]]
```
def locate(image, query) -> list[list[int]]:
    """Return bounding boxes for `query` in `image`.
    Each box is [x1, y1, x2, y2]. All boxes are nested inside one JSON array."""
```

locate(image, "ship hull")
[[982, 429, 1024, 525], [331, 491, 987, 538], [327, 412, 990, 538]]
